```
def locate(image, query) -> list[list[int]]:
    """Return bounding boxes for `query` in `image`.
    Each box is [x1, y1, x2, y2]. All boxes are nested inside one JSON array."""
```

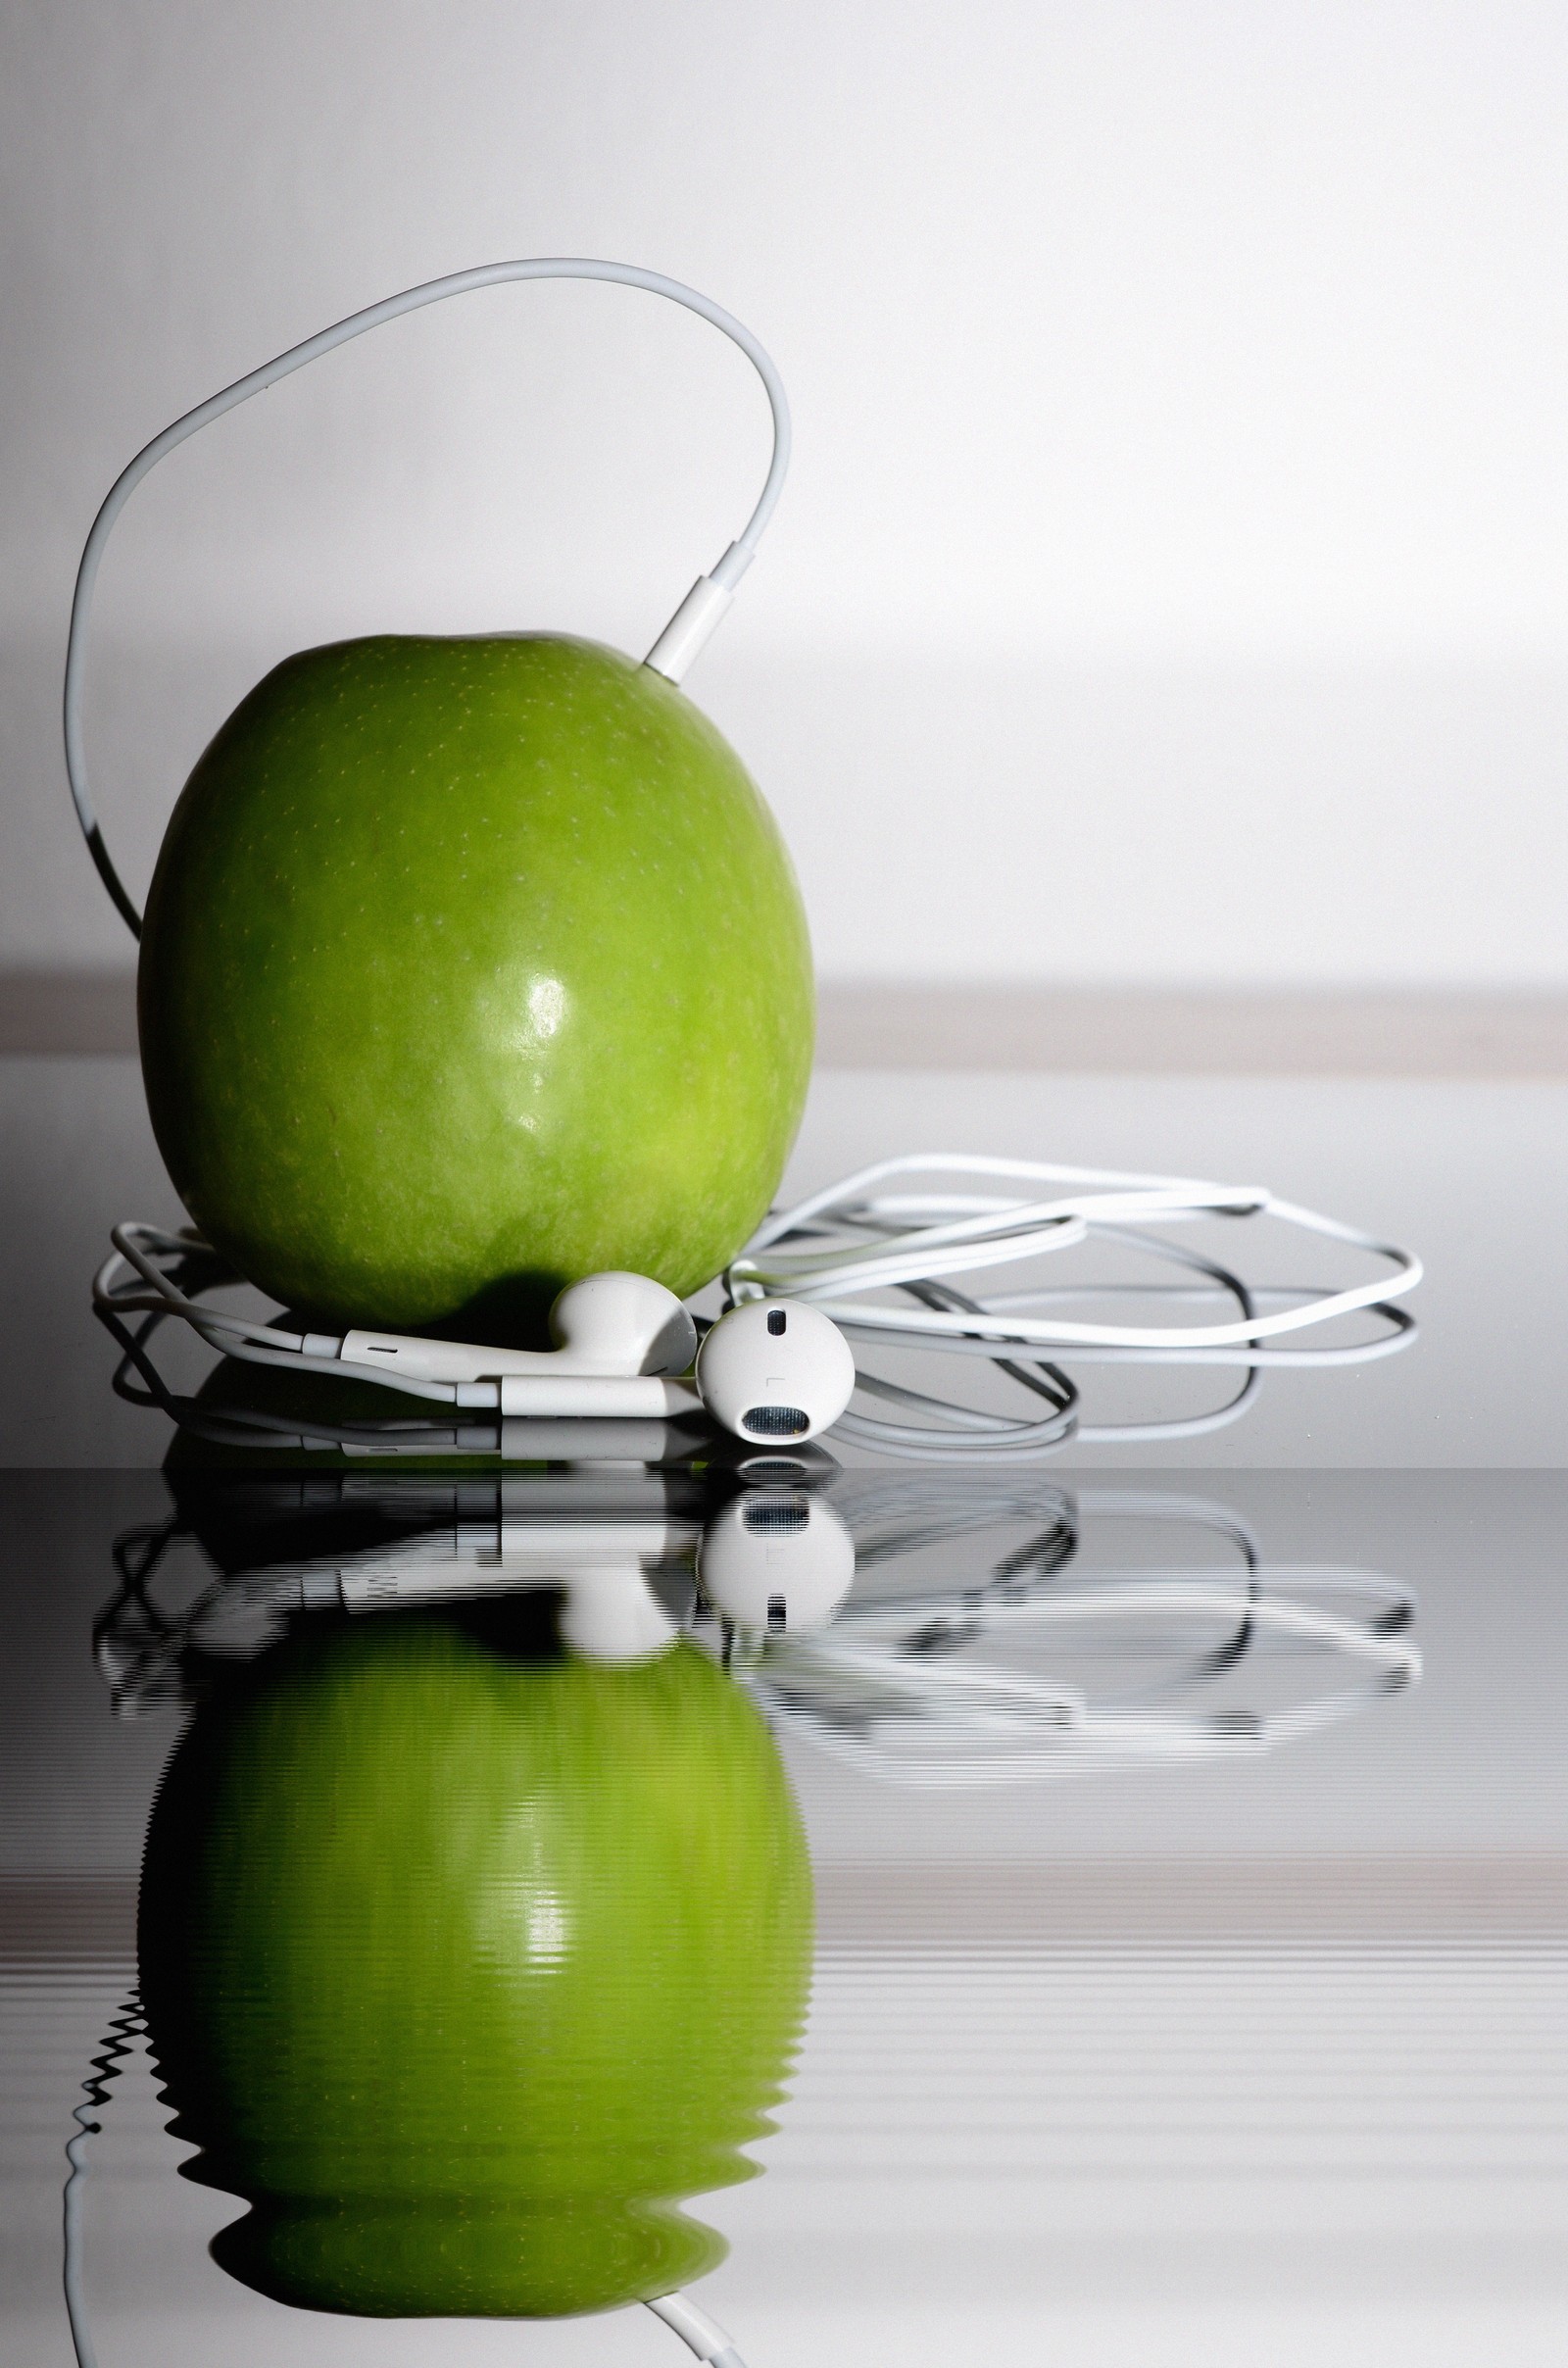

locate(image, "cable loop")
[[723, 1154, 1420, 1458], [96, 1153, 1421, 1464], [64, 258, 790, 938]]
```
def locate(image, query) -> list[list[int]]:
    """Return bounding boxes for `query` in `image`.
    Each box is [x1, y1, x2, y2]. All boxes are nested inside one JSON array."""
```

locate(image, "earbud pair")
[[334, 1272, 857, 1445]]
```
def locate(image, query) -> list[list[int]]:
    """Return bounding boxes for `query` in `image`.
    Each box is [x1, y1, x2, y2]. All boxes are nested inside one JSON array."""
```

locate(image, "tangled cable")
[[723, 1154, 1420, 1460], [94, 1152, 1420, 1464]]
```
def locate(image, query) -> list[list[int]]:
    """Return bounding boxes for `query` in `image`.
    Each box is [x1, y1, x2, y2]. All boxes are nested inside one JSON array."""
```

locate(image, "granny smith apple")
[[138, 634, 813, 1336], [138, 1614, 813, 2318]]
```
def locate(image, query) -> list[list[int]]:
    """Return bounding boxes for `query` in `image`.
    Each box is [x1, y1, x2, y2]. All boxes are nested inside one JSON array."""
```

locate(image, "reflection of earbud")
[[332, 1506, 689, 1665], [556, 1564, 680, 1663], [695, 1300, 857, 1444], [698, 1491, 856, 1637], [96, 1465, 863, 1720]]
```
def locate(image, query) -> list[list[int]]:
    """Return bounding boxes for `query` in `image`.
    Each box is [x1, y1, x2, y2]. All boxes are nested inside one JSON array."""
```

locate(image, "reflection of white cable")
[[647, 2291, 748, 2368], [63, 1993, 142, 2368], [63, 2130, 97, 2368], [64, 257, 790, 938], [745, 1568, 1420, 1786], [1072, 1488, 1260, 1567]]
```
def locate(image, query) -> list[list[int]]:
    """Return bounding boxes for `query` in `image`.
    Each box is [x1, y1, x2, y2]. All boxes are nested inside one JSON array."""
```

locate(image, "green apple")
[[138, 1614, 813, 2318], [138, 634, 813, 1336]]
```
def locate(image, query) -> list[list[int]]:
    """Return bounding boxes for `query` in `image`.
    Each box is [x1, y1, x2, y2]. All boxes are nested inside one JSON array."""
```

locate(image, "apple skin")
[[137, 1615, 813, 2318], [137, 635, 813, 1336]]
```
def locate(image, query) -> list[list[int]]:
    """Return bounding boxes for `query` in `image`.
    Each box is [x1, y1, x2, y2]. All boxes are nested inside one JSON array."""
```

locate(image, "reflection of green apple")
[[138, 1616, 812, 2318], [138, 635, 813, 1336]]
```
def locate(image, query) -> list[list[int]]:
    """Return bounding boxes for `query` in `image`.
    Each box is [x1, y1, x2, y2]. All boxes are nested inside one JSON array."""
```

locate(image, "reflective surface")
[[5, 1057, 1567, 2366], [6, 1457, 1567, 2366]]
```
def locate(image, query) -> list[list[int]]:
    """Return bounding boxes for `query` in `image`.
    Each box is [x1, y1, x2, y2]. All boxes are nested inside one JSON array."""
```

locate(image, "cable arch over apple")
[[63, 258, 792, 939]]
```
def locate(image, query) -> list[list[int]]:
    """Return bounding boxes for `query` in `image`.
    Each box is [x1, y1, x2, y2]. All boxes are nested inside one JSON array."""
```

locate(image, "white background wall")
[[5, 0, 1568, 984]]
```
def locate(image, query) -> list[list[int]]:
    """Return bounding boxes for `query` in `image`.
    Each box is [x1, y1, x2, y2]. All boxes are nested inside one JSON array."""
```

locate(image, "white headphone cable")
[[724, 1155, 1419, 1457], [64, 257, 790, 938], [95, 1151, 1420, 1461], [645, 2291, 748, 2368], [730, 1154, 1421, 1352]]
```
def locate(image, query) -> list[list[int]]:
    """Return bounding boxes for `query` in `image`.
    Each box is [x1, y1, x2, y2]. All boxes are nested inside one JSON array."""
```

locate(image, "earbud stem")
[[338, 1330, 700, 1400], [643, 574, 733, 683], [498, 1374, 701, 1417]]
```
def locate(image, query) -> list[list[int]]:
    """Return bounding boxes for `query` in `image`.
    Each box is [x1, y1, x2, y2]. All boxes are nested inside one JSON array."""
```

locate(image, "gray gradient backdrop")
[[6, 2, 1567, 984]]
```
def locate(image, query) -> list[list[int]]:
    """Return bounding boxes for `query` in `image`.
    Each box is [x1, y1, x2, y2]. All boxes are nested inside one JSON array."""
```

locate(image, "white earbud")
[[333, 1271, 700, 1416], [99, 1227, 862, 1444], [697, 1490, 856, 1637], [545, 1272, 698, 1375], [338, 1278, 858, 1443], [694, 1301, 858, 1444]]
